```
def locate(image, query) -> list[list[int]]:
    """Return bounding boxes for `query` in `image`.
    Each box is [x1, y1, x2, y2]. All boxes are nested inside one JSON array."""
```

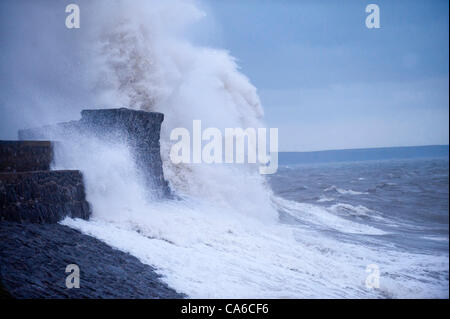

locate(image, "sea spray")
[[20, 0, 447, 298], [91, 0, 271, 213]]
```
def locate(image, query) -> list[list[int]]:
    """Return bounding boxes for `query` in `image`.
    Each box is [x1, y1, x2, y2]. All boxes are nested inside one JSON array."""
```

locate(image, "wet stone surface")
[[0, 141, 53, 173], [0, 221, 185, 299], [0, 170, 91, 223], [19, 108, 171, 198]]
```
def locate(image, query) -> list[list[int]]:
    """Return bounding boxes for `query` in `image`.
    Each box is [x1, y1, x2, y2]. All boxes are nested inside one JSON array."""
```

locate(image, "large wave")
[[88, 0, 275, 221], [34, 0, 448, 298]]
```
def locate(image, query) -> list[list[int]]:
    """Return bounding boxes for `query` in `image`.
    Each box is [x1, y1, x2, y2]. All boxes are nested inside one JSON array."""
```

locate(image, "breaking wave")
[[324, 185, 369, 195], [20, 0, 447, 298]]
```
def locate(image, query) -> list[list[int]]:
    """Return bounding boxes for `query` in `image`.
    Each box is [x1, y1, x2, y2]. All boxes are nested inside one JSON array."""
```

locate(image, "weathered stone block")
[[19, 108, 171, 198], [0, 170, 91, 223], [0, 141, 53, 172]]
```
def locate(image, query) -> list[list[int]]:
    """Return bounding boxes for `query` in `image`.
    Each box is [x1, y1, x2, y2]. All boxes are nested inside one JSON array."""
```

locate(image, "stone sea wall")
[[0, 221, 185, 299], [0, 170, 90, 223], [0, 141, 91, 224], [19, 108, 171, 198], [0, 141, 52, 172], [0, 108, 181, 298]]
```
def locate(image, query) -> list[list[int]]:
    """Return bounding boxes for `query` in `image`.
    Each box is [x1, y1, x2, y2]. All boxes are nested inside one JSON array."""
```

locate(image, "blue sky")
[[0, 0, 448, 152], [199, 0, 449, 151]]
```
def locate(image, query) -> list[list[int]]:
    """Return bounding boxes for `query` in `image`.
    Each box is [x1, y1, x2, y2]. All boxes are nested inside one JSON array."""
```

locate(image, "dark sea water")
[[270, 157, 449, 254], [268, 150, 449, 297], [60, 145, 449, 298]]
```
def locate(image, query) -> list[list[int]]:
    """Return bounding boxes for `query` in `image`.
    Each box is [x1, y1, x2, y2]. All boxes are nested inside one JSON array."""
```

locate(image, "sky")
[[0, 0, 448, 151], [201, 0, 449, 151]]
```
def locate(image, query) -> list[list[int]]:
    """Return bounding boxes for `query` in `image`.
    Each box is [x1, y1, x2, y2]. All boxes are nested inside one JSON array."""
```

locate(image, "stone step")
[[0, 141, 53, 173], [0, 170, 91, 223]]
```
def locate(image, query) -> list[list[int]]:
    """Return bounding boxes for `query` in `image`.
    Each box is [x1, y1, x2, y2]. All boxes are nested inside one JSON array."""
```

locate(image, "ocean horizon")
[[0, 0, 448, 305], [279, 145, 449, 165]]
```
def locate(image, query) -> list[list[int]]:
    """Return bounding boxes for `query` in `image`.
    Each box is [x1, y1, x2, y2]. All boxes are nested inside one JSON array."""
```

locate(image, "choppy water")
[[269, 157, 449, 255], [267, 157, 449, 298], [38, 0, 447, 298], [62, 154, 449, 298], [2, 0, 447, 299]]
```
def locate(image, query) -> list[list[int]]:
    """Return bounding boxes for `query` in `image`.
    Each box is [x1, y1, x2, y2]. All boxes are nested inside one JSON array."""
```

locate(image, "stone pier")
[[0, 141, 91, 223], [19, 108, 171, 198]]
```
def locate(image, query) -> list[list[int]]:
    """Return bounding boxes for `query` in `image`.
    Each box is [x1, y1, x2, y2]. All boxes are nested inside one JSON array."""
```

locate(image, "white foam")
[[325, 185, 368, 195], [422, 236, 449, 242], [51, 0, 448, 298], [317, 196, 335, 203], [274, 197, 387, 235], [62, 207, 449, 298]]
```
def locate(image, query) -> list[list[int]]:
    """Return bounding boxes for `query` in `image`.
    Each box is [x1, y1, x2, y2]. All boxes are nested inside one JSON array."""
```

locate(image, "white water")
[[52, 0, 448, 298]]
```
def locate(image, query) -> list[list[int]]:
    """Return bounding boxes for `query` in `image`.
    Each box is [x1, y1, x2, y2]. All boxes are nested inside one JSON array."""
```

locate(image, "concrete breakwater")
[[0, 141, 53, 173], [0, 221, 185, 299], [0, 108, 182, 298], [19, 108, 171, 198], [0, 140, 91, 224]]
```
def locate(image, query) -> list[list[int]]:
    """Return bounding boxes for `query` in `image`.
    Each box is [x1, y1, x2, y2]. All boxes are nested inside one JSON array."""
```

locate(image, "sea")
[[62, 145, 449, 298], [2, 0, 448, 299]]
